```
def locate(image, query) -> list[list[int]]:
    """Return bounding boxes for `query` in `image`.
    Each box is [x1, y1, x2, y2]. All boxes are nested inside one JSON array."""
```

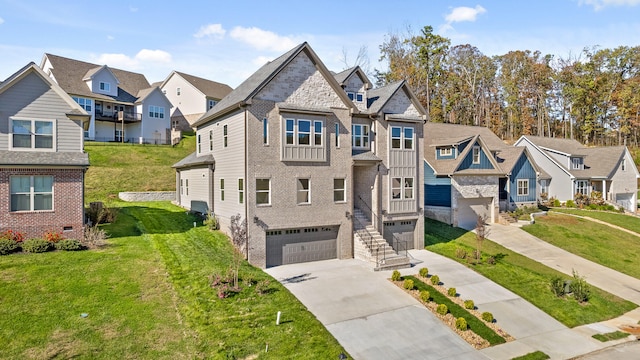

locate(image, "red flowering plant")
[[43, 230, 65, 243], [0, 229, 25, 243]]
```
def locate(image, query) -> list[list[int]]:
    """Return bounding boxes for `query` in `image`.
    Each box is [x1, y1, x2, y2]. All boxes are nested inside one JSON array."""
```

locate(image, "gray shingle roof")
[[174, 71, 233, 100], [366, 81, 403, 114], [523, 136, 584, 155], [44, 53, 152, 104], [0, 151, 89, 166], [352, 150, 382, 162], [172, 152, 215, 169]]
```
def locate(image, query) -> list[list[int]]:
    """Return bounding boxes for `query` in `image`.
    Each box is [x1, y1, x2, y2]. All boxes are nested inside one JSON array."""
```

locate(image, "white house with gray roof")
[[173, 42, 426, 269], [0, 62, 90, 241], [40, 54, 172, 144], [515, 135, 639, 212]]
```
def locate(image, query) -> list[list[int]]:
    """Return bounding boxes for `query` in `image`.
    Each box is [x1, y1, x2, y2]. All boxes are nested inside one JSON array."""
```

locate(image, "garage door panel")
[[266, 226, 338, 267], [458, 197, 492, 230], [384, 220, 416, 250]]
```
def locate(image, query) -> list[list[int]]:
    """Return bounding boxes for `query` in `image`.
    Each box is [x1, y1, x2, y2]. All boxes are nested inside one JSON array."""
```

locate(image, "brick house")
[[0, 63, 90, 240], [173, 42, 426, 269]]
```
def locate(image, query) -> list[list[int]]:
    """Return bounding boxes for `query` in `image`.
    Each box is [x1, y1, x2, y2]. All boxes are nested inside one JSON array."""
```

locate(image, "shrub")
[[550, 276, 566, 297], [419, 290, 430, 302], [436, 303, 448, 315], [588, 203, 598, 210], [254, 279, 270, 295], [203, 212, 218, 230], [486, 256, 496, 265], [464, 300, 475, 310], [44, 230, 64, 243], [418, 267, 429, 277], [571, 270, 590, 303], [54, 239, 84, 251], [447, 287, 457, 297], [553, 198, 561, 207], [430, 275, 440, 285], [391, 270, 402, 281], [22, 238, 52, 253], [566, 200, 576, 208], [87, 202, 119, 225], [0, 229, 25, 243], [455, 247, 467, 259], [403, 279, 414, 290], [82, 226, 108, 248], [481, 312, 494, 323], [0, 238, 19, 255], [455, 317, 468, 331]]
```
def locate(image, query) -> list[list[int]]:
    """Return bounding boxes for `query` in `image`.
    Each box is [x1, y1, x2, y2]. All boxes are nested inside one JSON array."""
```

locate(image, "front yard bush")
[[391, 270, 401, 281], [403, 279, 414, 290], [22, 239, 52, 253], [419, 267, 429, 277], [436, 303, 448, 315], [550, 276, 566, 297], [448, 287, 457, 297], [430, 274, 440, 285], [481, 312, 494, 323], [464, 300, 475, 310], [571, 270, 591, 303], [420, 290, 430, 302], [0, 229, 25, 243], [0, 238, 19, 255], [455, 317, 468, 331], [54, 239, 84, 251]]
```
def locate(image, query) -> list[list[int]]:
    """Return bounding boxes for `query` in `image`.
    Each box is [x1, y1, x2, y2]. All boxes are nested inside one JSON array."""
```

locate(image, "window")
[[256, 179, 270, 205], [440, 147, 452, 156], [72, 97, 92, 112], [197, 134, 201, 153], [392, 177, 414, 200], [334, 178, 346, 202], [11, 175, 53, 211], [540, 179, 548, 195], [99, 82, 110, 92], [352, 124, 369, 148], [263, 118, 269, 145], [149, 105, 164, 118], [517, 179, 529, 196], [297, 178, 310, 204], [571, 157, 582, 170], [180, 179, 183, 195], [220, 179, 225, 201], [209, 130, 213, 151], [11, 119, 54, 149], [404, 128, 414, 149], [284, 118, 323, 146], [391, 127, 401, 149], [238, 179, 244, 204], [208, 99, 217, 110], [576, 180, 588, 195], [622, 159, 626, 171], [177, 87, 181, 96], [115, 129, 123, 142], [355, 92, 364, 102], [335, 123, 340, 147], [347, 91, 355, 100], [390, 126, 414, 150], [472, 146, 481, 164], [223, 125, 228, 147], [185, 179, 189, 195]]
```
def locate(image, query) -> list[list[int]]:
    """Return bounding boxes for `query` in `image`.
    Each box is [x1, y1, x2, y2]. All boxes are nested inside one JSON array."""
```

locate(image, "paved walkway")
[[486, 222, 640, 306]]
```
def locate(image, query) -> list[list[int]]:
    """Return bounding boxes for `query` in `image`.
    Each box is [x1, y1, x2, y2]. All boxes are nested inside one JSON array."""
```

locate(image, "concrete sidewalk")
[[486, 223, 640, 306]]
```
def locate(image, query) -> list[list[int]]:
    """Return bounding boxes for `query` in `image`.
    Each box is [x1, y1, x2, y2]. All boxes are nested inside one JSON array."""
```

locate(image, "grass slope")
[[0, 202, 346, 359], [424, 218, 636, 328], [84, 135, 195, 203], [550, 208, 640, 234], [523, 213, 640, 279]]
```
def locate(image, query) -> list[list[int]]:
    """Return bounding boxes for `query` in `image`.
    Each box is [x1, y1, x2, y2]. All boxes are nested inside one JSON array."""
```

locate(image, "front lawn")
[[424, 218, 637, 328], [550, 208, 640, 234], [0, 201, 346, 359], [523, 213, 640, 279]]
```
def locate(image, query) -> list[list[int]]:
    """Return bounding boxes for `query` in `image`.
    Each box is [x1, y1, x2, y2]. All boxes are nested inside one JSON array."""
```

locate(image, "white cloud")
[[94, 49, 173, 70], [229, 26, 298, 52], [129, 6, 138, 12], [252, 56, 273, 66], [0, 17, 4, 25], [445, 5, 487, 23], [194, 23, 226, 39], [580, 0, 640, 10], [107, 35, 114, 41]]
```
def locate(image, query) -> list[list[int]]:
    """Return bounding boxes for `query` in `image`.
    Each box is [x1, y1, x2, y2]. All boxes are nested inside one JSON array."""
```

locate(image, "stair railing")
[[356, 195, 409, 259], [352, 214, 385, 267]]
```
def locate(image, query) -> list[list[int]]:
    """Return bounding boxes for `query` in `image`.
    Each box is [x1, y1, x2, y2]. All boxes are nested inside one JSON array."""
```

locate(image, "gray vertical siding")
[[509, 152, 537, 203]]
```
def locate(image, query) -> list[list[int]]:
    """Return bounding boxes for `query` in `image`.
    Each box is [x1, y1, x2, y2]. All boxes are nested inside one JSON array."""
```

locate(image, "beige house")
[[159, 71, 232, 131], [173, 42, 426, 269]]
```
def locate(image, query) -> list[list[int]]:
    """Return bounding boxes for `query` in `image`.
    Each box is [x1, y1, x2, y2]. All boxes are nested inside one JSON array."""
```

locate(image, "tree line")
[[374, 26, 640, 146]]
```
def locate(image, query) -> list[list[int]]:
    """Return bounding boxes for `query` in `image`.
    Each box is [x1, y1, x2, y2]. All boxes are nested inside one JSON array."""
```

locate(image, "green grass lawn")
[[84, 134, 195, 203], [523, 213, 640, 279], [550, 208, 640, 234], [424, 218, 637, 328], [0, 201, 346, 359]]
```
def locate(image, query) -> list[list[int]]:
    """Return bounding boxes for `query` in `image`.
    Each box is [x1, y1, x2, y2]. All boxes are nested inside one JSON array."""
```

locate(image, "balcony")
[[95, 109, 142, 123]]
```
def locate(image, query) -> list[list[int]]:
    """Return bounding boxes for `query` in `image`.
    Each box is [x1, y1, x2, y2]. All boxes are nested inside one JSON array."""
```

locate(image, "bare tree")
[[340, 45, 372, 75], [475, 216, 489, 261]]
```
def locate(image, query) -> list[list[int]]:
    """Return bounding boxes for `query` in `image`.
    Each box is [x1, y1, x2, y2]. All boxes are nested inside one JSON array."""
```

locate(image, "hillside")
[[84, 135, 195, 203]]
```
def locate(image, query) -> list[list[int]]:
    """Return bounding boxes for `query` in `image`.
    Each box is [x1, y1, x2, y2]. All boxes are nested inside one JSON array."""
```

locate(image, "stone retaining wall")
[[118, 191, 176, 202]]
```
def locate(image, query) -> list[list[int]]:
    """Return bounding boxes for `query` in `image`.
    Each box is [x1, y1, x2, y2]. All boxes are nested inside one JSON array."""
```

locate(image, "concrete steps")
[[353, 209, 410, 270], [499, 212, 518, 225]]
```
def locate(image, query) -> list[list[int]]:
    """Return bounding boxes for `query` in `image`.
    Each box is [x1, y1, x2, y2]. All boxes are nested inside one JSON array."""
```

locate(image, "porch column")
[[602, 180, 607, 200], [374, 165, 382, 233]]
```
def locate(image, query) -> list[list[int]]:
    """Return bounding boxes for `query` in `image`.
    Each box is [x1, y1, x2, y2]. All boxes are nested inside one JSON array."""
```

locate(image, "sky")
[[1, 0, 639, 88]]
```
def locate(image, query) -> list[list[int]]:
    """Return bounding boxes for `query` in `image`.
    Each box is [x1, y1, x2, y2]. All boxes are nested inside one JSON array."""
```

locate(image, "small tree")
[[474, 216, 489, 261], [229, 214, 248, 289]]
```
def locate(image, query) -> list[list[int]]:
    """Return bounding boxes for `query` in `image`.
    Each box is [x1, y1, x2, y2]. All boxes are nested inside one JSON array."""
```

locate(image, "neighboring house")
[[424, 123, 539, 229], [40, 53, 172, 144], [515, 135, 639, 212], [159, 71, 233, 131], [173, 42, 426, 269], [0, 62, 90, 241]]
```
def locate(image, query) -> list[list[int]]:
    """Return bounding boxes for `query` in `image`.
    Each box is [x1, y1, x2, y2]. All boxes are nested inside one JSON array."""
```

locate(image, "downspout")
[[244, 107, 249, 261], [448, 173, 454, 226]]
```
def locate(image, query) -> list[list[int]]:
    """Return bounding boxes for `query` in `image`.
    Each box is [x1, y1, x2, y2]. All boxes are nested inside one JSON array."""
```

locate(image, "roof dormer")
[[83, 65, 120, 96]]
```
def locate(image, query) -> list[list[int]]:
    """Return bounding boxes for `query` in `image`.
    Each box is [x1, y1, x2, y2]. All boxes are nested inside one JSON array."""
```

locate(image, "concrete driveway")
[[265, 259, 486, 360]]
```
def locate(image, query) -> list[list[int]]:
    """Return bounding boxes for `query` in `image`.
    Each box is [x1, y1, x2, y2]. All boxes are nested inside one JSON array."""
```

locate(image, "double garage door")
[[266, 226, 339, 267], [616, 193, 635, 212], [457, 197, 493, 230]]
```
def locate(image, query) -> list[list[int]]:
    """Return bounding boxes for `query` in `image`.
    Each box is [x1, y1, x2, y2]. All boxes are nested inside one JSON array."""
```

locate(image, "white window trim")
[[333, 178, 346, 203], [238, 178, 244, 204], [10, 175, 54, 212], [283, 118, 324, 147], [208, 99, 217, 110], [297, 178, 311, 205], [72, 97, 93, 112], [346, 91, 355, 101], [352, 124, 370, 149], [355, 92, 364, 103], [390, 126, 414, 150], [9, 117, 56, 152], [472, 146, 481, 164], [517, 179, 529, 197], [220, 178, 225, 201], [622, 159, 626, 171], [572, 157, 582, 170], [99, 81, 110, 92], [391, 177, 414, 200], [223, 124, 228, 148], [440, 147, 452, 156], [197, 134, 201, 154], [177, 87, 181, 96], [185, 179, 189, 195], [256, 178, 271, 206], [576, 180, 589, 195], [209, 130, 213, 151]]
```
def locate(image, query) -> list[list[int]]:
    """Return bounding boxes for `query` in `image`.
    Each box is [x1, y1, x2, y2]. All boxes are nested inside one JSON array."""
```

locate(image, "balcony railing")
[[95, 110, 142, 123]]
